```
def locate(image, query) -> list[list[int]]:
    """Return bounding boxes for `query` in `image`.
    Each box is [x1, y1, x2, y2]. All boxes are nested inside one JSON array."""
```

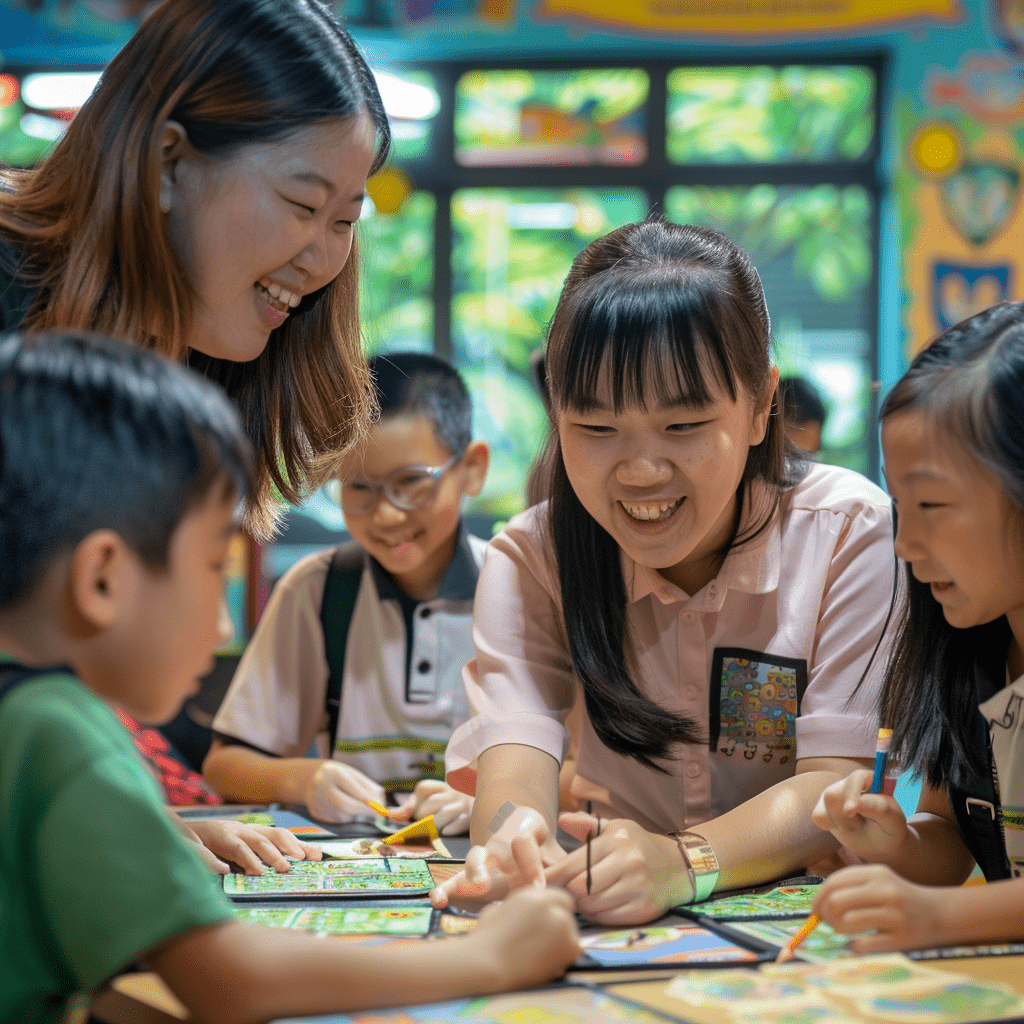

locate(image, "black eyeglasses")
[[339, 450, 464, 514]]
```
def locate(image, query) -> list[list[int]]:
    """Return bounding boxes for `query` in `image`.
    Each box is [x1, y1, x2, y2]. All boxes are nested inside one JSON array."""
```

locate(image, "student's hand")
[[430, 805, 563, 910], [811, 769, 910, 863], [397, 780, 474, 835], [812, 863, 952, 953], [303, 760, 387, 822], [470, 885, 581, 991], [544, 811, 692, 925], [180, 819, 322, 875]]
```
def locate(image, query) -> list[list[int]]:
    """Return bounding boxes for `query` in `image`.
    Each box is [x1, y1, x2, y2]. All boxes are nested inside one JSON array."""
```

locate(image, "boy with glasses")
[[204, 354, 490, 834]]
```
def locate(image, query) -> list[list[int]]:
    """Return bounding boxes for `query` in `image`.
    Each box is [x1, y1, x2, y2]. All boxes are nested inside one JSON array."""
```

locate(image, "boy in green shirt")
[[0, 330, 578, 1024]]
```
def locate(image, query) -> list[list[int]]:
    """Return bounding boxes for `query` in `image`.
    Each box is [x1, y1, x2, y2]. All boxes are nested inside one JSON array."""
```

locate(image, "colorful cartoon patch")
[[709, 648, 807, 763]]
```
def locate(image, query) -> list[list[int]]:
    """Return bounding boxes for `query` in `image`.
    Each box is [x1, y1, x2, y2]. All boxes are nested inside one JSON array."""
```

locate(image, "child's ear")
[[749, 365, 780, 447], [460, 440, 490, 498], [68, 530, 135, 631], [158, 120, 190, 215]]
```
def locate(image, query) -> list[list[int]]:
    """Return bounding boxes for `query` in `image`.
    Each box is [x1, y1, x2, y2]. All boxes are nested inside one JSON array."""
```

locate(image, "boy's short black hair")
[[0, 330, 254, 608], [779, 375, 827, 427], [368, 352, 472, 456]]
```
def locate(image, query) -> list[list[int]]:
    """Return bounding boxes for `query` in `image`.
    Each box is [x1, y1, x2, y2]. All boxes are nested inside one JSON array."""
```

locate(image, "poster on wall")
[[533, 0, 963, 38], [898, 4, 1024, 358]]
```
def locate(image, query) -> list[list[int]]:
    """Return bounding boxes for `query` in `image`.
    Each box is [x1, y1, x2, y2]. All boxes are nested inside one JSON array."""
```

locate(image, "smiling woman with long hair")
[[0, 0, 391, 538]]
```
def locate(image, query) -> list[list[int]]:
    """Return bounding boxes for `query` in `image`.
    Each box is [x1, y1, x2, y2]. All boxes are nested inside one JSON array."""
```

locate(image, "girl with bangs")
[[812, 301, 1024, 952], [434, 219, 896, 925]]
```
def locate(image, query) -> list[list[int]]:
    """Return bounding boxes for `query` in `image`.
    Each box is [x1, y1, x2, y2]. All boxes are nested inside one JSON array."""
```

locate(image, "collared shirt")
[[213, 527, 487, 790], [447, 462, 895, 833]]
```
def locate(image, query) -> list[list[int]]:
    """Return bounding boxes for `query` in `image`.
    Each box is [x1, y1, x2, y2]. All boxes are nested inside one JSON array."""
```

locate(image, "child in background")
[[433, 219, 896, 925], [0, 330, 579, 1024], [205, 353, 490, 834], [812, 301, 1024, 952], [779, 375, 827, 456]]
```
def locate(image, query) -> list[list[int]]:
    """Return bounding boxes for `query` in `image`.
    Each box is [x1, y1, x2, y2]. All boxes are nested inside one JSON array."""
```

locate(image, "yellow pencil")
[[775, 913, 820, 964], [366, 799, 391, 818]]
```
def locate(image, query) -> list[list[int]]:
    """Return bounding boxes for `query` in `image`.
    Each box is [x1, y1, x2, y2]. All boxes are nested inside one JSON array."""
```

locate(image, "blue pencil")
[[871, 727, 893, 794]]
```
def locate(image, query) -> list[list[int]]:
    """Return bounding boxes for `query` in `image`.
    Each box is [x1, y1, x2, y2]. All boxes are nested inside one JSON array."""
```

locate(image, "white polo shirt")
[[446, 462, 895, 833], [213, 529, 488, 790]]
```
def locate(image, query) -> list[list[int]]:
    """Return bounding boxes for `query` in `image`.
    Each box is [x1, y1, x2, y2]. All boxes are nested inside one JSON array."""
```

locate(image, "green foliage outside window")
[[358, 191, 436, 356], [667, 65, 874, 164]]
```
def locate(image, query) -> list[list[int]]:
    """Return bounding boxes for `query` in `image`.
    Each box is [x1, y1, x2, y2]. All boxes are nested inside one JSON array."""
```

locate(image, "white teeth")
[[258, 282, 302, 310], [621, 498, 682, 522]]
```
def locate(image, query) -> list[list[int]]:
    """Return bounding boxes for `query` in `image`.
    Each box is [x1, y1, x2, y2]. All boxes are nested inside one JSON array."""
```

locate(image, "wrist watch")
[[667, 830, 720, 904]]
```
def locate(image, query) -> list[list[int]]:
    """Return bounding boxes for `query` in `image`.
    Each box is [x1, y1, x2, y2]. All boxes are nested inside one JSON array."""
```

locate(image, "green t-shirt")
[[0, 659, 235, 1024]]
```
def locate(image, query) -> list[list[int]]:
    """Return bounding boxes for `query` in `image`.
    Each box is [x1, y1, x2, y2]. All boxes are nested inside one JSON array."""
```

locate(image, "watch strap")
[[668, 830, 720, 904]]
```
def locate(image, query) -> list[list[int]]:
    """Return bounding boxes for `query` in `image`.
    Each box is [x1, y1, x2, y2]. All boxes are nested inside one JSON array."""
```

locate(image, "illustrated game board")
[[222, 857, 437, 898], [685, 882, 821, 921], [575, 921, 765, 968], [234, 904, 436, 936]]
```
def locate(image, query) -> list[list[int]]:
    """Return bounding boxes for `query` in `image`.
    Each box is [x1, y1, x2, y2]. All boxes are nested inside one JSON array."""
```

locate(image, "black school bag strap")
[[949, 706, 1012, 881], [319, 544, 365, 748], [0, 662, 67, 701]]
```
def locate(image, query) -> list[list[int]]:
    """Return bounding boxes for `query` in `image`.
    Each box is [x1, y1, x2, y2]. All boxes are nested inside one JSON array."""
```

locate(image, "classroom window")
[[666, 65, 875, 165], [454, 68, 649, 167]]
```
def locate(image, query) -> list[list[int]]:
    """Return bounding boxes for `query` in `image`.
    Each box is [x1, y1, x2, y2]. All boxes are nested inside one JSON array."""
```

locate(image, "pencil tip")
[[775, 947, 794, 964]]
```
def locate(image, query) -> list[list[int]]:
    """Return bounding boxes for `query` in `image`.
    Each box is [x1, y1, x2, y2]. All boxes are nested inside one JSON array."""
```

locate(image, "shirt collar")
[[624, 480, 781, 610], [370, 520, 480, 604]]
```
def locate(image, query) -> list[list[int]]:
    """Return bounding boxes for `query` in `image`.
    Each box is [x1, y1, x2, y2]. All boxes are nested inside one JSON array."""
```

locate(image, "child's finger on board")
[[510, 832, 546, 888]]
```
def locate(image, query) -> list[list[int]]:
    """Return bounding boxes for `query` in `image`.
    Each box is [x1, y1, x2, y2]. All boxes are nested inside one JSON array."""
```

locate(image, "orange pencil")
[[774, 912, 820, 964]]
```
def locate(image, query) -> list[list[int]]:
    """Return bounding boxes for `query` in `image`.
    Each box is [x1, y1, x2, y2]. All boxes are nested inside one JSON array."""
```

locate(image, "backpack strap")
[[0, 662, 66, 702], [949, 705, 1012, 882], [319, 544, 365, 749]]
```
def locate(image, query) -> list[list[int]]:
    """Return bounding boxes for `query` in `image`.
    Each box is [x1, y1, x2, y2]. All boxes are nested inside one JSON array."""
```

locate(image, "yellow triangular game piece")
[[381, 814, 439, 845]]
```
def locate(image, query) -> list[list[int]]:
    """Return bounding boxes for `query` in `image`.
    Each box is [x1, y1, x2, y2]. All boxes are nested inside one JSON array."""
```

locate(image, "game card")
[[222, 857, 437, 898]]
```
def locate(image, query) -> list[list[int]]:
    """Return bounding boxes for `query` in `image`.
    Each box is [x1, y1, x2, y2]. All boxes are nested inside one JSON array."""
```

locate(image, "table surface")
[[89, 807, 1024, 1024]]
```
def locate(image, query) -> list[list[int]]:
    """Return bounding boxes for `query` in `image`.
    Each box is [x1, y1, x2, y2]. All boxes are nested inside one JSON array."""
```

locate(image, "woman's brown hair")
[[0, 0, 390, 538]]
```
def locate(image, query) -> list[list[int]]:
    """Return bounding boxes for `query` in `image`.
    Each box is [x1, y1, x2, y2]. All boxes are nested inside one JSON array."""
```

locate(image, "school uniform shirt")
[[446, 462, 895, 834], [979, 673, 1024, 877], [212, 528, 488, 791]]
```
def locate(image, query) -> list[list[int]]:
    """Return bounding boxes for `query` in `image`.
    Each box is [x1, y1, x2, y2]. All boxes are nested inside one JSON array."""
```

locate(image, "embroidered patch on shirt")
[[709, 647, 808, 764]]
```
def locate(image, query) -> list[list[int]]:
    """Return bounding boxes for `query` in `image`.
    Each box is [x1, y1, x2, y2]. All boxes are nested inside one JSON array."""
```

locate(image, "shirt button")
[[685, 685, 698, 701], [683, 610, 696, 622], [419, 607, 432, 619], [686, 762, 701, 778], [416, 660, 432, 674]]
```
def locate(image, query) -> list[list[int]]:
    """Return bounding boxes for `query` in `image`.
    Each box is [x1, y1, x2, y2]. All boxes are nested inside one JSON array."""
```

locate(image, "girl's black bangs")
[[551, 271, 738, 414]]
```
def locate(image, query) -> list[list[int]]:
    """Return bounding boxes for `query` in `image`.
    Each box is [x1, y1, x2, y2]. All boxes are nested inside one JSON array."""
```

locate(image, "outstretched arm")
[[147, 887, 580, 1024]]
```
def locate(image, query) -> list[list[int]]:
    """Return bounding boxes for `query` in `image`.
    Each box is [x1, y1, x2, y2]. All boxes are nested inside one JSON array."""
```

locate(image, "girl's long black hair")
[[539, 219, 801, 770], [880, 301, 1024, 789]]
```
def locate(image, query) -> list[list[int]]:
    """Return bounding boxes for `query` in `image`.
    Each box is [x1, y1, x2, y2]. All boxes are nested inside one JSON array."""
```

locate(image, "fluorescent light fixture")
[[372, 69, 439, 121], [20, 112, 67, 141], [505, 202, 577, 230], [22, 72, 100, 111]]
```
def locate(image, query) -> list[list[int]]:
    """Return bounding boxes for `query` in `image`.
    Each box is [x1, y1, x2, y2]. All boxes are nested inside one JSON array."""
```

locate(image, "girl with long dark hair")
[[433, 219, 896, 925], [813, 301, 1024, 951]]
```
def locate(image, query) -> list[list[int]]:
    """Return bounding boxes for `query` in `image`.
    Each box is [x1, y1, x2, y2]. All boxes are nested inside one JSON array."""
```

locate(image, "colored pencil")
[[870, 727, 893, 795], [775, 913, 821, 964], [366, 798, 391, 818]]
